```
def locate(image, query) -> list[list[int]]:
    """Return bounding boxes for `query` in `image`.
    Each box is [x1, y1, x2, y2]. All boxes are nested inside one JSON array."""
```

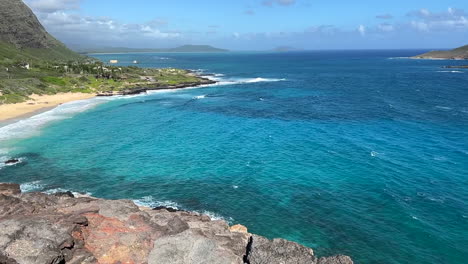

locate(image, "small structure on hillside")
[[19, 63, 30, 70]]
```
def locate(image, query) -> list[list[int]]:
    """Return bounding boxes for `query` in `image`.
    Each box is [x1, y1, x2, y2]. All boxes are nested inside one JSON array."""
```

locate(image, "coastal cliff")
[[0, 183, 353, 264]]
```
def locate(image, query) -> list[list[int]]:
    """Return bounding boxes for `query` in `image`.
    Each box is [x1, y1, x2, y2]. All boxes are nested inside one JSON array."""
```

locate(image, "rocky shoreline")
[[0, 183, 353, 264], [97, 76, 217, 96]]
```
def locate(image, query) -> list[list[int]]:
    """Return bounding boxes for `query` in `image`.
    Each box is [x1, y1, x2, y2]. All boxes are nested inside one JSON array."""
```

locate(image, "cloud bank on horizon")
[[24, 0, 468, 50]]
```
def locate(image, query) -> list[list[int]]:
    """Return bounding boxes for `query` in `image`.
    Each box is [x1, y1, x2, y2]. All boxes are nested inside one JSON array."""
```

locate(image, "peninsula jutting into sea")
[[1, 0, 467, 263]]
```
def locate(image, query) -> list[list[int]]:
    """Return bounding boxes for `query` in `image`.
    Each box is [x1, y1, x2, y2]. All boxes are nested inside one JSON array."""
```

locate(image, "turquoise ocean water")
[[0, 51, 467, 263]]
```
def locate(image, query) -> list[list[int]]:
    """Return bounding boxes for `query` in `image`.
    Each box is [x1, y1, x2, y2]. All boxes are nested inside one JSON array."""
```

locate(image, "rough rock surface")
[[0, 183, 353, 264], [0, 0, 62, 49], [0, 0, 81, 61]]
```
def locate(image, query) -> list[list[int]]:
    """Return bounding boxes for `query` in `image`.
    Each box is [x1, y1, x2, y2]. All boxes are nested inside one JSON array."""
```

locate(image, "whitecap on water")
[[199, 210, 234, 223], [435, 106, 452, 111], [371, 151, 379, 157], [203, 75, 286, 86], [436, 70, 463, 73], [43, 188, 92, 197], [20, 181, 45, 193], [133, 196, 181, 210], [133, 195, 233, 222]]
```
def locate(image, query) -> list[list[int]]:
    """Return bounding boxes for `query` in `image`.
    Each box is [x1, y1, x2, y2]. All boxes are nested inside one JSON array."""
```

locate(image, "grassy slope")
[[0, 47, 205, 104], [0, 42, 83, 63], [414, 45, 468, 59]]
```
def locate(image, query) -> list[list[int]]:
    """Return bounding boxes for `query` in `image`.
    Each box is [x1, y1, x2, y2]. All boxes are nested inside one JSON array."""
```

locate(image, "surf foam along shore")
[[0, 182, 354, 264], [0, 93, 96, 122], [0, 96, 111, 142], [0, 71, 285, 154]]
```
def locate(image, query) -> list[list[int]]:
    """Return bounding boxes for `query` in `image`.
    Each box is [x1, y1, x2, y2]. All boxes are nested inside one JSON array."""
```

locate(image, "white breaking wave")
[[133, 196, 182, 209], [0, 98, 104, 142], [133, 195, 233, 222], [43, 188, 92, 198], [436, 70, 463, 73], [203, 75, 286, 86], [193, 95, 207, 100], [0, 95, 148, 144], [242, 77, 286, 83], [20, 181, 45, 193]]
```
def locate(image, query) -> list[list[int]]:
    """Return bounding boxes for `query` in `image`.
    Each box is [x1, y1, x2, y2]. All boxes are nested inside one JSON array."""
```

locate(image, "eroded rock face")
[[0, 183, 353, 264]]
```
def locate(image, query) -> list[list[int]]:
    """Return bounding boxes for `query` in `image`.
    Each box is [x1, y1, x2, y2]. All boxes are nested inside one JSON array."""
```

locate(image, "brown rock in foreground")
[[0, 183, 353, 264]]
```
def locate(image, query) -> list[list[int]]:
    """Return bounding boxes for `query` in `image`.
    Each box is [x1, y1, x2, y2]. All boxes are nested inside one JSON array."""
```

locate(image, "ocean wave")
[[133, 195, 233, 222], [0, 98, 104, 142], [193, 95, 207, 100], [0, 95, 145, 144], [436, 70, 463, 73], [43, 188, 93, 198], [435, 106, 452, 111], [133, 196, 181, 210], [204, 76, 286, 86], [20, 181, 45, 193]]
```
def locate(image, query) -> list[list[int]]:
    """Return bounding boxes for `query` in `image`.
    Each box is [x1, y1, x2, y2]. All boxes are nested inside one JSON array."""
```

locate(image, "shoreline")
[[0, 78, 217, 123], [0, 93, 96, 122]]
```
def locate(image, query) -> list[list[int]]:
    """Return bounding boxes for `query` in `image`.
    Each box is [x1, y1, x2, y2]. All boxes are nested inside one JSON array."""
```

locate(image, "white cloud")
[[377, 23, 394, 32], [24, 0, 183, 47], [408, 7, 468, 31], [262, 0, 296, 7], [358, 25, 366, 36], [25, 0, 81, 13]]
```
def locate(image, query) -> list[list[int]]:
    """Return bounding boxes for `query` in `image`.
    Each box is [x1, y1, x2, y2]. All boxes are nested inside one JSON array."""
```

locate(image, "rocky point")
[[0, 183, 353, 264]]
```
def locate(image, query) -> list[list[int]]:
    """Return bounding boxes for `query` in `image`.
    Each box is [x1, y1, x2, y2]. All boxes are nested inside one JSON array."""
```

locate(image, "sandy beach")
[[0, 93, 95, 122]]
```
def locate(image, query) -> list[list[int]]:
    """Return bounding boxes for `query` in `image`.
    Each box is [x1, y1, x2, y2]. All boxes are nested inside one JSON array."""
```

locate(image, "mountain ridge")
[[78, 44, 229, 54], [0, 0, 82, 61]]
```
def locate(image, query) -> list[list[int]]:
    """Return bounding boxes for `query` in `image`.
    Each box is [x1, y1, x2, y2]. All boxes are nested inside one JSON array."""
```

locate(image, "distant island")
[[413, 44, 468, 60], [79, 45, 229, 54]]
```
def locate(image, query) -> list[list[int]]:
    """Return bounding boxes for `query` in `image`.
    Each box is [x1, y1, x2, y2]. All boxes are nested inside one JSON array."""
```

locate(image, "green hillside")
[[413, 45, 468, 59], [0, 0, 210, 105], [0, 0, 83, 63]]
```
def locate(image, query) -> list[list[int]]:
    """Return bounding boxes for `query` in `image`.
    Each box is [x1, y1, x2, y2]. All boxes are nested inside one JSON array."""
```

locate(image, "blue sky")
[[24, 0, 468, 50]]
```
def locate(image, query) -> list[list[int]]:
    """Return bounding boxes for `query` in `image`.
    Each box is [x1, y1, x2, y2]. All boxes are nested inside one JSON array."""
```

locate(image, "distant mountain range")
[[413, 45, 468, 60], [78, 45, 229, 54], [0, 0, 82, 61]]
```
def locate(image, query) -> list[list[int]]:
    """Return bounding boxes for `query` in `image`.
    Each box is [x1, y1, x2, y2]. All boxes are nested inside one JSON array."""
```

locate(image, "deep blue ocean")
[[1, 51, 467, 263]]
